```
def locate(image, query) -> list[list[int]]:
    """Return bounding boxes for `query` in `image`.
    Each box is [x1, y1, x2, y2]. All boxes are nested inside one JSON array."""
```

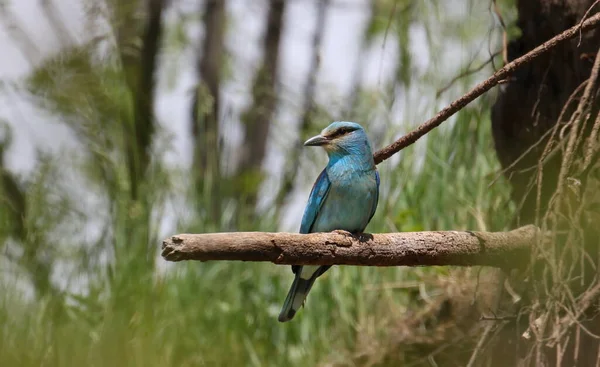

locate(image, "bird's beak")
[[304, 135, 329, 146]]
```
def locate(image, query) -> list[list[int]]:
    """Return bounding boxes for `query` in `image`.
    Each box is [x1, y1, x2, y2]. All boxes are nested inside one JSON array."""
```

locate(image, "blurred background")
[[0, 0, 518, 365]]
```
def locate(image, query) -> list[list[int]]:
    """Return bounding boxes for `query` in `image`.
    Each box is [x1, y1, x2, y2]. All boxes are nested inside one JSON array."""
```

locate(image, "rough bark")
[[161, 226, 537, 268]]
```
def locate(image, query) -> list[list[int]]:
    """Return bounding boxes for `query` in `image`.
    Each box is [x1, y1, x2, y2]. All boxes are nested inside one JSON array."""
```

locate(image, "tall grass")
[[0, 93, 513, 366], [0, 1, 517, 365]]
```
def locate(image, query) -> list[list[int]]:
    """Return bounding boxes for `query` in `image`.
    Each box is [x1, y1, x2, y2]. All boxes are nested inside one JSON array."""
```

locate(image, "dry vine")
[[526, 47, 600, 363]]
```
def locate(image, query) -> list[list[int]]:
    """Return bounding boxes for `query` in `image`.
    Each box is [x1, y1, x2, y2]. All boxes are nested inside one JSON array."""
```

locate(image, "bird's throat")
[[327, 152, 375, 174]]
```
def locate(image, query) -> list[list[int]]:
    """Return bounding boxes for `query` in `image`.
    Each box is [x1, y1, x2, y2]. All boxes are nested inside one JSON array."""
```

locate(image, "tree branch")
[[161, 225, 538, 268], [373, 12, 600, 165]]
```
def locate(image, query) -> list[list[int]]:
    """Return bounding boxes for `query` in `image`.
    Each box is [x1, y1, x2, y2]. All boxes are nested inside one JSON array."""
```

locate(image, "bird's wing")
[[367, 169, 380, 224], [300, 168, 331, 234], [292, 169, 331, 276], [291, 169, 331, 276]]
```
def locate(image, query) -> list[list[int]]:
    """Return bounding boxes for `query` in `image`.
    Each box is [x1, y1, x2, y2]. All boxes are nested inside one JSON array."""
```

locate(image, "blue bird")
[[278, 121, 380, 322]]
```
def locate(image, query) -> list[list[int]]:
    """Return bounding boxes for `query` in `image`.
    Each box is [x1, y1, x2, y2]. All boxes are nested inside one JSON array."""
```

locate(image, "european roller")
[[278, 121, 379, 322]]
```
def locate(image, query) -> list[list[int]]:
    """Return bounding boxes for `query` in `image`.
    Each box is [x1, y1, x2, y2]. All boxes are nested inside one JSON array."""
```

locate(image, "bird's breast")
[[311, 170, 378, 233]]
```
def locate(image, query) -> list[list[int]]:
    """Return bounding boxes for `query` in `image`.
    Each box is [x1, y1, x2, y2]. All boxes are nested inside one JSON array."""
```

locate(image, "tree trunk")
[[276, 0, 329, 210], [111, 0, 164, 201], [238, 0, 285, 214], [191, 0, 226, 221]]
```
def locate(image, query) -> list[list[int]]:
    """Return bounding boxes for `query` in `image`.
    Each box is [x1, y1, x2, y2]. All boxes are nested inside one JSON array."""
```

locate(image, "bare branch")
[[373, 12, 600, 165], [162, 225, 538, 268], [578, 0, 600, 46]]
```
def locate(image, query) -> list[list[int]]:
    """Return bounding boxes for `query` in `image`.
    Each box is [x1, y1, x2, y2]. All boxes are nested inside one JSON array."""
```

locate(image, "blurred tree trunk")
[[191, 0, 226, 222], [111, 0, 164, 201], [108, 0, 165, 298], [130, 0, 163, 199], [276, 0, 329, 210], [238, 0, 285, 215]]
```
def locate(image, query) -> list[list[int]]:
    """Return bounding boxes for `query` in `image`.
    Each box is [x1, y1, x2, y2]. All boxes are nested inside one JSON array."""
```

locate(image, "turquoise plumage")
[[278, 121, 380, 322]]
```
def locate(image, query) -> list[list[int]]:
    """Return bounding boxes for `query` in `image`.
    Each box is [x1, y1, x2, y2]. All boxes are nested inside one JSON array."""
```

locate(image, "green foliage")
[[381, 99, 514, 233], [0, 102, 513, 366]]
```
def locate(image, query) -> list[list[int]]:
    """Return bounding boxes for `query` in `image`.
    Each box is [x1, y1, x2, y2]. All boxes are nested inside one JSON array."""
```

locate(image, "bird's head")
[[304, 121, 372, 158]]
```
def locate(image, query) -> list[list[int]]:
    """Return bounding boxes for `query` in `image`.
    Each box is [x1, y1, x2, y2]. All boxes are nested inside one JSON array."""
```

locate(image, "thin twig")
[[491, 0, 508, 65], [551, 49, 600, 205], [436, 50, 502, 97], [480, 315, 516, 321], [584, 112, 600, 168], [549, 281, 600, 347], [488, 78, 589, 189], [377, 0, 398, 89], [578, 0, 600, 47], [466, 323, 496, 367], [488, 126, 557, 188]]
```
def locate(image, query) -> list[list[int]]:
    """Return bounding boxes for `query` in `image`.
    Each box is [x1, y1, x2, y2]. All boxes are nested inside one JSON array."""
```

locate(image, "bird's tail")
[[278, 272, 316, 322]]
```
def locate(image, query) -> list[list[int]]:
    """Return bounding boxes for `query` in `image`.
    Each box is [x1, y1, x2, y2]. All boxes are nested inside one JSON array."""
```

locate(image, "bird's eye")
[[329, 127, 354, 138]]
